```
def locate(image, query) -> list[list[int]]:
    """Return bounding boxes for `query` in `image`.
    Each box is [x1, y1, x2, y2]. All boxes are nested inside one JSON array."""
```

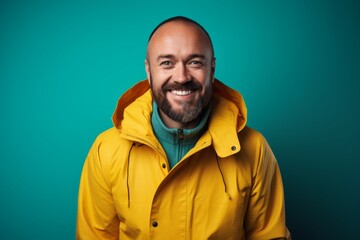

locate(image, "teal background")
[[1, 0, 359, 239]]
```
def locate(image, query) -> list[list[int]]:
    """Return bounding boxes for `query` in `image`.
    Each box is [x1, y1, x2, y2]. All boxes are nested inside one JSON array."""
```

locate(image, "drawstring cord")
[[127, 143, 135, 208], [215, 155, 232, 200]]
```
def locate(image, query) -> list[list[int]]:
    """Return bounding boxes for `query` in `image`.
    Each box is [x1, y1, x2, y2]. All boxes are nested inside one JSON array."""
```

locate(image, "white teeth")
[[171, 90, 192, 96]]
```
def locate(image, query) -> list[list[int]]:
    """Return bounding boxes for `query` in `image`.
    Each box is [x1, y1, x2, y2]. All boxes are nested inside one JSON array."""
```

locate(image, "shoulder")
[[91, 127, 133, 163], [92, 128, 122, 148], [237, 126, 277, 171], [95, 127, 121, 142], [238, 126, 268, 149]]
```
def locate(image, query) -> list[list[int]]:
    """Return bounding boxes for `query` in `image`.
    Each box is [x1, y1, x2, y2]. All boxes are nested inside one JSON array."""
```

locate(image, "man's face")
[[145, 21, 215, 128]]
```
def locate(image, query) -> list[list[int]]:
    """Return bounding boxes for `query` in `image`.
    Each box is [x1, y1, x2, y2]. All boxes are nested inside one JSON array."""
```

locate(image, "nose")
[[173, 63, 190, 84]]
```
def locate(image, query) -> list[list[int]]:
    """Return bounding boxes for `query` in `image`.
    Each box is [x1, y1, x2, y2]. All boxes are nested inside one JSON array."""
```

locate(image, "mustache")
[[163, 81, 202, 91]]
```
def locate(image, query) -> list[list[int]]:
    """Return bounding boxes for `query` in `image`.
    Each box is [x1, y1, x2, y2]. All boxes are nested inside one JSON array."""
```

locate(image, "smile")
[[171, 90, 193, 96]]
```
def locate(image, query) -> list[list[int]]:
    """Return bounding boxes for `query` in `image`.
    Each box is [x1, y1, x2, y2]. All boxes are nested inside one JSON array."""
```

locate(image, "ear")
[[211, 58, 216, 82], [145, 59, 151, 84]]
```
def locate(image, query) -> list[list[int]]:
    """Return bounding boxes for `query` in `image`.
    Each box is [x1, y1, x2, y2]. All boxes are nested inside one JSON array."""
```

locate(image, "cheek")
[[193, 70, 212, 85], [152, 69, 171, 82]]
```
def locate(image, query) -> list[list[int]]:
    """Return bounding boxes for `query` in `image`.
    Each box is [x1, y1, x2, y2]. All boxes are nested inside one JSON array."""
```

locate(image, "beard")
[[149, 74, 212, 124]]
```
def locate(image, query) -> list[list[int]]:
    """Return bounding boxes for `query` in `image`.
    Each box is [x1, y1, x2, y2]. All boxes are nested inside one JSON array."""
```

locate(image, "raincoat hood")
[[112, 79, 247, 158]]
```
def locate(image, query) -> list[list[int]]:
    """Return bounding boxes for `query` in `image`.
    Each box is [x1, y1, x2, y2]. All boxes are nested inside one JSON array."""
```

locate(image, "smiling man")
[[76, 16, 291, 239], [145, 19, 214, 130]]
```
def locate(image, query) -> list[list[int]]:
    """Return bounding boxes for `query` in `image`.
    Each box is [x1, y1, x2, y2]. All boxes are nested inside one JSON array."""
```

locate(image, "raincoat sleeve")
[[244, 136, 291, 240], [76, 135, 119, 240]]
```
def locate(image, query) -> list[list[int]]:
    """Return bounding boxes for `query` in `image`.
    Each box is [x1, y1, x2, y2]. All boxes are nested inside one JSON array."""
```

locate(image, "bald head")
[[146, 16, 214, 62]]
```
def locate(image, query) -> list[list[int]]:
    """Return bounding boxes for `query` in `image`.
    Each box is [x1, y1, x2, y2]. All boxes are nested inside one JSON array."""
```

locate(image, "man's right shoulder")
[[92, 127, 130, 149], [95, 127, 121, 140], [89, 127, 133, 164]]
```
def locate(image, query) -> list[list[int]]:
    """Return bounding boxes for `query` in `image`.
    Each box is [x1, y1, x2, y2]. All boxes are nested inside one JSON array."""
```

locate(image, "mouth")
[[170, 90, 193, 96]]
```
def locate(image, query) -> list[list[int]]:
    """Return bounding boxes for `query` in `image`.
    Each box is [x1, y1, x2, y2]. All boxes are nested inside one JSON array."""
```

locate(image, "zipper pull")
[[177, 129, 184, 139]]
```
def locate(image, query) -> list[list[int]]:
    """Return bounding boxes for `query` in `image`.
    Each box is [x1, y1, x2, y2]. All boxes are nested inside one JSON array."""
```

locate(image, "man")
[[76, 16, 291, 239]]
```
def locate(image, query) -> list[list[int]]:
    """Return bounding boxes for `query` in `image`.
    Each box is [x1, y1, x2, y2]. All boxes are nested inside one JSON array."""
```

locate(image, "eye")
[[188, 60, 203, 67], [160, 61, 173, 67]]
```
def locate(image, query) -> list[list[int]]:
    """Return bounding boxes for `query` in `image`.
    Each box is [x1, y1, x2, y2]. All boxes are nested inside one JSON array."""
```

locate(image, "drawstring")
[[215, 155, 232, 200], [127, 143, 135, 208]]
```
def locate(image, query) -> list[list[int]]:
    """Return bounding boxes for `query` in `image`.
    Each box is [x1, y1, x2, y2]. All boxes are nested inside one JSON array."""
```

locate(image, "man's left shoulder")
[[237, 126, 268, 147]]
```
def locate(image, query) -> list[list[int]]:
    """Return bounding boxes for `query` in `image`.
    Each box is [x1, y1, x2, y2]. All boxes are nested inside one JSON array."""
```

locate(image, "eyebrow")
[[157, 54, 176, 62], [156, 54, 207, 62]]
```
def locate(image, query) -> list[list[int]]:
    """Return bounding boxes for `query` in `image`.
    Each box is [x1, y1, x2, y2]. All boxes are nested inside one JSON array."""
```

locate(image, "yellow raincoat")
[[76, 79, 291, 239]]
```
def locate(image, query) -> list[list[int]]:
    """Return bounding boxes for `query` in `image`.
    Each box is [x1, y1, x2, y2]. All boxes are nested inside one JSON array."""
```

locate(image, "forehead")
[[147, 21, 212, 59]]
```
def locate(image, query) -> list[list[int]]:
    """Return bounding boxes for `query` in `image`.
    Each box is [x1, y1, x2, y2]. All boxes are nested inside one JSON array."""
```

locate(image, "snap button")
[[152, 221, 158, 227], [231, 146, 236, 151], [162, 163, 166, 168]]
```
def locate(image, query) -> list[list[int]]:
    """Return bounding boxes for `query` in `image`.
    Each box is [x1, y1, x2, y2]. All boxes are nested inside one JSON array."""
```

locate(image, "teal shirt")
[[151, 102, 211, 169]]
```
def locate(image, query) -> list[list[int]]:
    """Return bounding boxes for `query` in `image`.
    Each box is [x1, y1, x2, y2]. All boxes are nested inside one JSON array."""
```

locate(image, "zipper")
[[177, 129, 184, 139]]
